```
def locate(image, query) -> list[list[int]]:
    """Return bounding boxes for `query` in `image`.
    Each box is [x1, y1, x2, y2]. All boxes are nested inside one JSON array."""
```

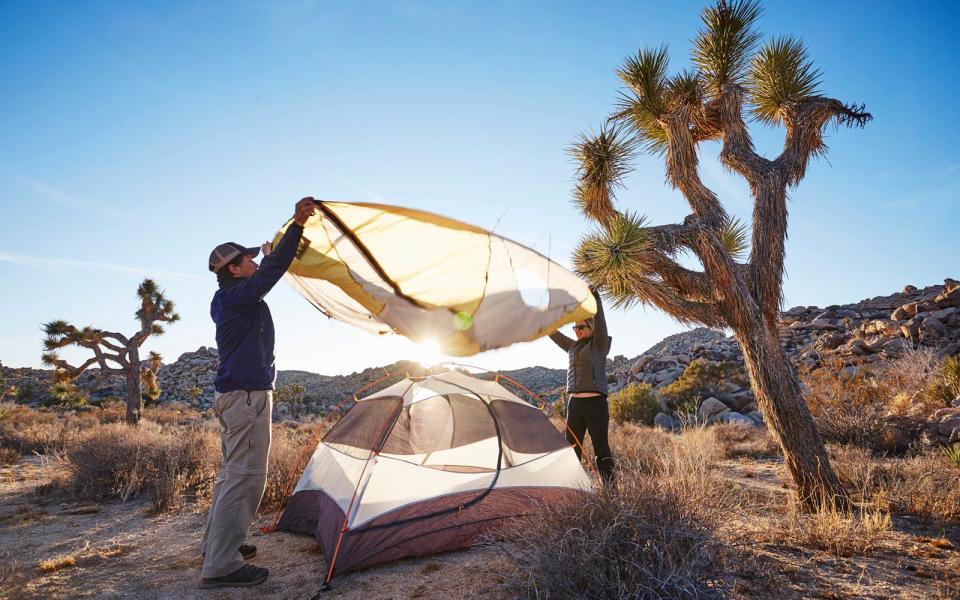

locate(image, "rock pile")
[[621, 278, 960, 437]]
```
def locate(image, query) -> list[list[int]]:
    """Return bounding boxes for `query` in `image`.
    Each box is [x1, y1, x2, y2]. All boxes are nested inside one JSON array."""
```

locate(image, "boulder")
[[746, 410, 765, 426], [654, 412, 678, 432], [936, 409, 960, 439], [698, 397, 729, 421], [721, 412, 757, 426], [935, 285, 960, 308]]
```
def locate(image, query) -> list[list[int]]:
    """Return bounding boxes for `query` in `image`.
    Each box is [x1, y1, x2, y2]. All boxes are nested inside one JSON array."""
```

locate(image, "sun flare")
[[411, 339, 451, 367]]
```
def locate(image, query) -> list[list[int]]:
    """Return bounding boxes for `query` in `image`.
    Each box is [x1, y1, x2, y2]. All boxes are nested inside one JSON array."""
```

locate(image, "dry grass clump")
[[713, 422, 781, 459], [497, 477, 733, 599], [752, 498, 893, 558], [496, 424, 741, 598], [829, 445, 960, 522], [0, 446, 20, 465], [63, 421, 219, 512], [802, 367, 918, 454], [38, 554, 77, 573]]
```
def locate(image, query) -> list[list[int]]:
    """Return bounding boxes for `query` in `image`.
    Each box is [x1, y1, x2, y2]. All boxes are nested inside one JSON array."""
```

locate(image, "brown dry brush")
[[829, 445, 960, 523], [497, 426, 744, 599], [63, 421, 219, 512]]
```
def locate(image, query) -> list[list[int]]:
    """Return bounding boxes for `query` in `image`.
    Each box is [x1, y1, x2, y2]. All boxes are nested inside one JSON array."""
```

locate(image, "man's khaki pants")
[[201, 390, 272, 579]]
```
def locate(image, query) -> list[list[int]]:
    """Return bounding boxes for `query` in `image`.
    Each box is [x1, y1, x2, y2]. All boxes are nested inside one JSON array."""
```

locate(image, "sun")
[[410, 339, 450, 367]]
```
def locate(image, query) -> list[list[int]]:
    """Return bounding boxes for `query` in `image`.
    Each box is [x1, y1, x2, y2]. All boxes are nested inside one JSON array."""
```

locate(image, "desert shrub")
[[660, 359, 749, 414], [63, 421, 218, 513], [802, 368, 917, 454], [829, 445, 960, 522], [496, 459, 737, 599], [713, 422, 781, 459], [609, 382, 658, 425], [552, 393, 567, 419]]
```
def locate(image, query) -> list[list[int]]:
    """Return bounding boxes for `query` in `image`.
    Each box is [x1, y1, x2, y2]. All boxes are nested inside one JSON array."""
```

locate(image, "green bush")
[[609, 383, 658, 425], [660, 359, 748, 413], [43, 381, 88, 409], [552, 392, 567, 419]]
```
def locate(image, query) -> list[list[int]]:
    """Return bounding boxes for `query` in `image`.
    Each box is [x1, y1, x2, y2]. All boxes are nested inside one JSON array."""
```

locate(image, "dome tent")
[[277, 369, 592, 585]]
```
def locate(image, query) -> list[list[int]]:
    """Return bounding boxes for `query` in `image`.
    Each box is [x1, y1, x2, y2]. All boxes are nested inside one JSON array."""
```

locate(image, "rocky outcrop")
[[625, 278, 960, 434]]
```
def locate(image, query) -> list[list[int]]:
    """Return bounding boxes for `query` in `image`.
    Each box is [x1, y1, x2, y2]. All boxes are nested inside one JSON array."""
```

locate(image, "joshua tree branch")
[[718, 85, 773, 180], [776, 96, 872, 186], [645, 253, 719, 303], [101, 331, 129, 346], [100, 339, 126, 353], [630, 277, 726, 328], [661, 109, 728, 222], [644, 219, 700, 254], [46, 355, 100, 376]]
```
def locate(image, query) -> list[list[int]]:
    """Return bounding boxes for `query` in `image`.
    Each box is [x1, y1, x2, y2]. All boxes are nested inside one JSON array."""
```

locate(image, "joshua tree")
[[571, 0, 870, 510], [41, 279, 179, 425], [276, 383, 307, 418]]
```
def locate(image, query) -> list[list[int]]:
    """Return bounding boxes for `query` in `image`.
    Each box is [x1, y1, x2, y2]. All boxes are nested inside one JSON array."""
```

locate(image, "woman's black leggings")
[[566, 395, 615, 483]]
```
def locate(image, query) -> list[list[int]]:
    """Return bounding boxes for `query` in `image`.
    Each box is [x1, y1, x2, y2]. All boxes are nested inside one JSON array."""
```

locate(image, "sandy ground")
[[0, 457, 511, 600], [2, 455, 958, 599]]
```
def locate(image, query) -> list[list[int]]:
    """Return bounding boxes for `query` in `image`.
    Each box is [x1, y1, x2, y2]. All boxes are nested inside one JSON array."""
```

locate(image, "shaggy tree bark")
[[42, 279, 179, 425], [570, 0, 870, 510]]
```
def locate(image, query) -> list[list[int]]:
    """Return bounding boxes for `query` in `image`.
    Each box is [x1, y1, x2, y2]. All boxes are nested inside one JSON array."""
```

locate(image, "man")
[[200, 197, 316, 588]]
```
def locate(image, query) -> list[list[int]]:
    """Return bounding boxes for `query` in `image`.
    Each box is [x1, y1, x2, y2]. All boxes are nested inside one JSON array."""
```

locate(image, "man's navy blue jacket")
[[211, 223, 303, 393]]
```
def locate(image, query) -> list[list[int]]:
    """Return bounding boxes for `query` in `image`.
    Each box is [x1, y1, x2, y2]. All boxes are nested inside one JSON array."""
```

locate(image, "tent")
[[277, 369, 592, 584], [272, 201, 597, 356]]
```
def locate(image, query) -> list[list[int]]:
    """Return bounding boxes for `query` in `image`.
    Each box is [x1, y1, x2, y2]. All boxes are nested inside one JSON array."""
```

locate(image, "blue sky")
[[1, 1, 958, 375]]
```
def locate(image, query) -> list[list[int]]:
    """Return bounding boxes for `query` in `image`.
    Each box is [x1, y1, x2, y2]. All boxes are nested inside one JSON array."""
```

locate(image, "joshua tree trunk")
[[125, 349, 142, 425], [735, 321, 848, 510]]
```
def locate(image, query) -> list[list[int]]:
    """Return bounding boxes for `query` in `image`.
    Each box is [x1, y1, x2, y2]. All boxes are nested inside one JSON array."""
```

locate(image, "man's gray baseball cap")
[[208, 242, 260, 273]]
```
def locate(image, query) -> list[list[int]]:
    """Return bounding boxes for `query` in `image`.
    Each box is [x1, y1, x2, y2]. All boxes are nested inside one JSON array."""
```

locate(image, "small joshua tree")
[[570, 0, 870, 510], [276, 383, 307, 418], [41, 279, 179, 424]]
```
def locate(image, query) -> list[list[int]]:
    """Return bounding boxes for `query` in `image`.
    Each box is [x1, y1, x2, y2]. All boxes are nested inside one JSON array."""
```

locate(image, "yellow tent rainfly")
[[272, 201, 596, 356]]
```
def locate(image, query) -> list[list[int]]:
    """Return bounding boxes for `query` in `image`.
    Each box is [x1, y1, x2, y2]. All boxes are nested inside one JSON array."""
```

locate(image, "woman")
[[549, 287, 614, 483]]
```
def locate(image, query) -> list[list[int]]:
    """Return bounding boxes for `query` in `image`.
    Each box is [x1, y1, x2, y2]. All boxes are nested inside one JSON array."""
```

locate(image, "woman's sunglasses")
[[572, 324, 591, 331]]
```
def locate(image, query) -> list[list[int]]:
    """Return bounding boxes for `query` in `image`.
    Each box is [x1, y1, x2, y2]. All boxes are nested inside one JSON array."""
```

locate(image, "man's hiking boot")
[[201, 564, 268, 589]]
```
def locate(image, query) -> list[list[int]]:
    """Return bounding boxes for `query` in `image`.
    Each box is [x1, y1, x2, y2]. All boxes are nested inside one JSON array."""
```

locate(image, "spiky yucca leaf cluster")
[[135, 278, 180, 334], [719, 217, 750, 261], [574, 212, 654, 307], [693, 0, 763, 95], [614, 46, 670, 154], [569, 123, 638, 224], [748, 36, 821, 124]]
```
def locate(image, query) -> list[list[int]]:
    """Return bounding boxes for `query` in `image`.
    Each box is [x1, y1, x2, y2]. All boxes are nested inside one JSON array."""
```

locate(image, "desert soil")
[[1, 455, 958, 599]]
